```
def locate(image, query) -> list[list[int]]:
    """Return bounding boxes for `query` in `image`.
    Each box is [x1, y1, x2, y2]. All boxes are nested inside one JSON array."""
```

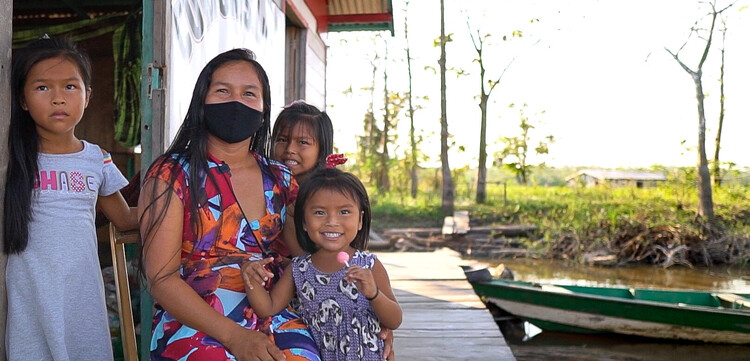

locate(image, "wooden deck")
[[375, 248, 516, 360]]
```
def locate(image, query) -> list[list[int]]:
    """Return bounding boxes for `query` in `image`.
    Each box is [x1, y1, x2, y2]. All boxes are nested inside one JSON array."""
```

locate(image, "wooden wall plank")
[[0, 1, 12, 359]]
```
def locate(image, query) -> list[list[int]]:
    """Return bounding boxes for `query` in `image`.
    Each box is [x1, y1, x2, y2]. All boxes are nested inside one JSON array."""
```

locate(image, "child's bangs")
[[313, 182, 360, 207], [282, 116, 319, 140]]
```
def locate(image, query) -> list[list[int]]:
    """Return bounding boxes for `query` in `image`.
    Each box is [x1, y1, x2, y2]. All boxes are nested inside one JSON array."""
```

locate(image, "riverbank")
[[370, 183, 750, 268]]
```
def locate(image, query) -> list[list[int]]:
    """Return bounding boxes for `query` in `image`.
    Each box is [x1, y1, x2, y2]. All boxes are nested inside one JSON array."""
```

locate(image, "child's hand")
[[241, 257, 275, 290], [345, 266, 379, 301]]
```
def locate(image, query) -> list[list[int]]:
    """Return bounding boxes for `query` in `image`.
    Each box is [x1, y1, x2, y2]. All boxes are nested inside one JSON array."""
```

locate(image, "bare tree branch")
[[664, 47, 697, 76]]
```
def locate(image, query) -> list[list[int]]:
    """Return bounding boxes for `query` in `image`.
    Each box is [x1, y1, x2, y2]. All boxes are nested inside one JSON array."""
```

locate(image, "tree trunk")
[[378, 44, 391, 192], [476, 93, 488, 203], [693, 74, 715, 220], [439, 0, 454, 215], [405, 0, 418, 198], [665, 0, 725, 224], [467, 21, 514, 203], [366, 59, 378, 184], [712, 32, 726, 188]]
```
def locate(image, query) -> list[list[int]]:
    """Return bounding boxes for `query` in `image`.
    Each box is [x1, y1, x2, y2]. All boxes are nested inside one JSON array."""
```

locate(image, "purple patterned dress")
[[292, 250, 384, 361]]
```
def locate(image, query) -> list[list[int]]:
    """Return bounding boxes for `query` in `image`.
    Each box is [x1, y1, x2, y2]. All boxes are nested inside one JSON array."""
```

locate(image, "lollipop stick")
[[337, 251, 350, 267]]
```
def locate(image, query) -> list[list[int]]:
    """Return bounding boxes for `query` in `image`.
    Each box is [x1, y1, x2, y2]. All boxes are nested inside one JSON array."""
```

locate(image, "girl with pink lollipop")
[[269, 102, 396, 360], [242, 167, 402, 361]]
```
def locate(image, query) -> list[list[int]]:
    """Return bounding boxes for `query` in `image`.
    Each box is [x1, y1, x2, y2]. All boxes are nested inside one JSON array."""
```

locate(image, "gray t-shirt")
[[5, 140, 128, 361]]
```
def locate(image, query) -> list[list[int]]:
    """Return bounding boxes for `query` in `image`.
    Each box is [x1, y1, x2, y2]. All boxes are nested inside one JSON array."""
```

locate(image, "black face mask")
[[204, 101, 264, 144]]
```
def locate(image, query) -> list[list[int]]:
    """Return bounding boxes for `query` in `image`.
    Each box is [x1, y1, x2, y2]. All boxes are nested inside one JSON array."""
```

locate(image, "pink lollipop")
[[337, 251, 350, 267]]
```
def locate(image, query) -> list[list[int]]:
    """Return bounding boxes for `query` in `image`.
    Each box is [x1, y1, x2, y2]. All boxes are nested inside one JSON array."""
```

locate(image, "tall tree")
[[358, 47, 382, 184], [665, 0, 733, 222], [466, 21, 518, 203], [439, 0, 454, 215], [376, 41, 392, 193], [404, 0, 419, 198], [495, 104, 553, 185], [712, 16, 728, 187]]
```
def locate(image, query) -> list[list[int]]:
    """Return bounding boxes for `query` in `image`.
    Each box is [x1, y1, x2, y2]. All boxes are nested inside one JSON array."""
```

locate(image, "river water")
[[475, 257, 750, 361]]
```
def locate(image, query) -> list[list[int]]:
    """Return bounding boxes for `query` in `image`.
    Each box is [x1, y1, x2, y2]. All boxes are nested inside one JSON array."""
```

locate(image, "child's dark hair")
[[294, 168, 371, 253], [272, 101, 334, 171], [3, 36, 92, 254]]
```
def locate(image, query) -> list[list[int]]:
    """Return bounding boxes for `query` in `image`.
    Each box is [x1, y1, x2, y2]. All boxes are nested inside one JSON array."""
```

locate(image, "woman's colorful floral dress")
[[147, 151, 320, 360]]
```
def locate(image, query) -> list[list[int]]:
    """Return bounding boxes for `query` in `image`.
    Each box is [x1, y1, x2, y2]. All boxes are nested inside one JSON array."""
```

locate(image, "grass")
[[368, 182, 750, 266]]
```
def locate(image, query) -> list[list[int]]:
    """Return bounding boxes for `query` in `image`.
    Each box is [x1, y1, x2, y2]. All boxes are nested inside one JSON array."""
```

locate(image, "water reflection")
[[472, 257, 750, 361], [483, 257, 750, 292]]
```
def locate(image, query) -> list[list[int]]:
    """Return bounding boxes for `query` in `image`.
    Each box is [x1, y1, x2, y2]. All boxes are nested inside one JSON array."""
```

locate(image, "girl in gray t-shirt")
[[4, 35, 138, 361]]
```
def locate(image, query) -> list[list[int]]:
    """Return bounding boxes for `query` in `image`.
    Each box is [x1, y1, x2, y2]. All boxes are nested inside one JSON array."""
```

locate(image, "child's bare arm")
[[98, 191, 138, 231], [346, 259, 402, 330], [282, 205, 304, 256], [241, 259, 295, 318]]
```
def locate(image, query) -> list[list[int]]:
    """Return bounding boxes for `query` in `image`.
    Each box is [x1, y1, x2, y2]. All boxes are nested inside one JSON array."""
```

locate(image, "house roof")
[[567, 169, 667, 182], [306, 0, 394, 34], [12, 0, 139, 27], [13, 0, 395, 34]]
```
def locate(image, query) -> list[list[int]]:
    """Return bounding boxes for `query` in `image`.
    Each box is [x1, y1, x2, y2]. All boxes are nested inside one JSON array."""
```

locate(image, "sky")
[[324, 0, 750, 170]]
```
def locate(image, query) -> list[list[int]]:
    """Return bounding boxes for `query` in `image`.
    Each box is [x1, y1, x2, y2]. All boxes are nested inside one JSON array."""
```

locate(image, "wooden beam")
[[326, 12, 393, 24], [0, 1, 12, 360], [715, 293, 750, 309]]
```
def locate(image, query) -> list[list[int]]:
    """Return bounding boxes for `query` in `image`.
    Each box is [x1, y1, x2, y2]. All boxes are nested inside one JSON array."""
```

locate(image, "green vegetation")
[[360, 166, 750, 267]]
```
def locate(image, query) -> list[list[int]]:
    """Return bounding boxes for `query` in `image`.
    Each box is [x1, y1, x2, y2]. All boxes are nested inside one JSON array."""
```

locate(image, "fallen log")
[[383, 224, 537, 238]]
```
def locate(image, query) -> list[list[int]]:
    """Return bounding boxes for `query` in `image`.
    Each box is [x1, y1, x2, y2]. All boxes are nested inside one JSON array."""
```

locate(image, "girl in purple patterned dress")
[[270, 103, 396, 360], [242, 168, 402, 361]]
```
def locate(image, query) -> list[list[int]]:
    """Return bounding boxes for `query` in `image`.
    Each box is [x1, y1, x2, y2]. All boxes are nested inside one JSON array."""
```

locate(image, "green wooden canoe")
[[463, 267, 750, 344]]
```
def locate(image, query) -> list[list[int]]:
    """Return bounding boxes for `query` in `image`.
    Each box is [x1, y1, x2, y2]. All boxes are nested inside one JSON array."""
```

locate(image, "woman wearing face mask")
[[138, 49, 320, 361]]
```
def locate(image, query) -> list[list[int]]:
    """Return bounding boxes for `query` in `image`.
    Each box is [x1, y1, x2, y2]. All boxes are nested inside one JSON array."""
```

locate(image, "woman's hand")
[[241, 257, 276, 290], [345, 265, 378, 300], [224, 327, 286, 361], [380, 326, 395, 361]]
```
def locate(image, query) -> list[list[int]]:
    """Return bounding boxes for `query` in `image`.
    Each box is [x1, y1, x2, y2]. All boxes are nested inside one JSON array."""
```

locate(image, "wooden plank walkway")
[[375, 248, 516, 360]]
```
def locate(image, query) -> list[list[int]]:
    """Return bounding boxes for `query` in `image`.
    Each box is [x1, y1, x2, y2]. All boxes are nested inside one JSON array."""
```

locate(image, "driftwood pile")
[[371, 224, 539, 259], [547, 221, 750, 268], [371, 214, 750, 268]]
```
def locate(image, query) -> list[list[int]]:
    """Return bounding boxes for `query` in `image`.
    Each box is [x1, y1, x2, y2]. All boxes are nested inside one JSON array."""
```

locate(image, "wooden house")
[[566, 169, 667, 188], [0, 1, 393, 359]]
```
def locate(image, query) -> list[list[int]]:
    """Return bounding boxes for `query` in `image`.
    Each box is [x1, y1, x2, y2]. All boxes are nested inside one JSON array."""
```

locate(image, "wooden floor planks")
[[375, 248, 516, 361]]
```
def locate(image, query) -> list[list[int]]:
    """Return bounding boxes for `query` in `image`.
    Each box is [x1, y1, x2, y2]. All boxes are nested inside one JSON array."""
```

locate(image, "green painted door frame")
[[139, 1, 169, 359], [1, 1, 13, 360]]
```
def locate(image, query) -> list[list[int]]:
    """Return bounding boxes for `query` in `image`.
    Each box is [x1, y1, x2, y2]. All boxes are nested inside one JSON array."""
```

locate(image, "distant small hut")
[[566, 169, 667, 188]]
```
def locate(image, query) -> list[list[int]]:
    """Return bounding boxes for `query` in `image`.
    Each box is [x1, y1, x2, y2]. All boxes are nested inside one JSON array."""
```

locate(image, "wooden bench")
[[714, 293, 750, 309], [540, 284, 574, 294], [109, 223, 139, 361]]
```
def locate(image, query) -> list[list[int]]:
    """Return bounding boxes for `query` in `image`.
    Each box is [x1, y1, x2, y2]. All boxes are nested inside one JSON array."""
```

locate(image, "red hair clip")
[[325, 154, 347, 168]]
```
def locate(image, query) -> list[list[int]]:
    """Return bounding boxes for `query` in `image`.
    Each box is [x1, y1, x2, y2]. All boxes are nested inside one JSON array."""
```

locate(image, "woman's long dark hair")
[[294, 168, 371, 253], [272, 101, 334, 175], [139, 48, 273, 284], [3, 36, 92, 254]]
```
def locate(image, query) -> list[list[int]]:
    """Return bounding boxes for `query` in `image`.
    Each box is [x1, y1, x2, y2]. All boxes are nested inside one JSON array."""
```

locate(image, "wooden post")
[[139, 1, 170, 359], [503, 182, 507, 207], [0, 1, 12, 359]]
